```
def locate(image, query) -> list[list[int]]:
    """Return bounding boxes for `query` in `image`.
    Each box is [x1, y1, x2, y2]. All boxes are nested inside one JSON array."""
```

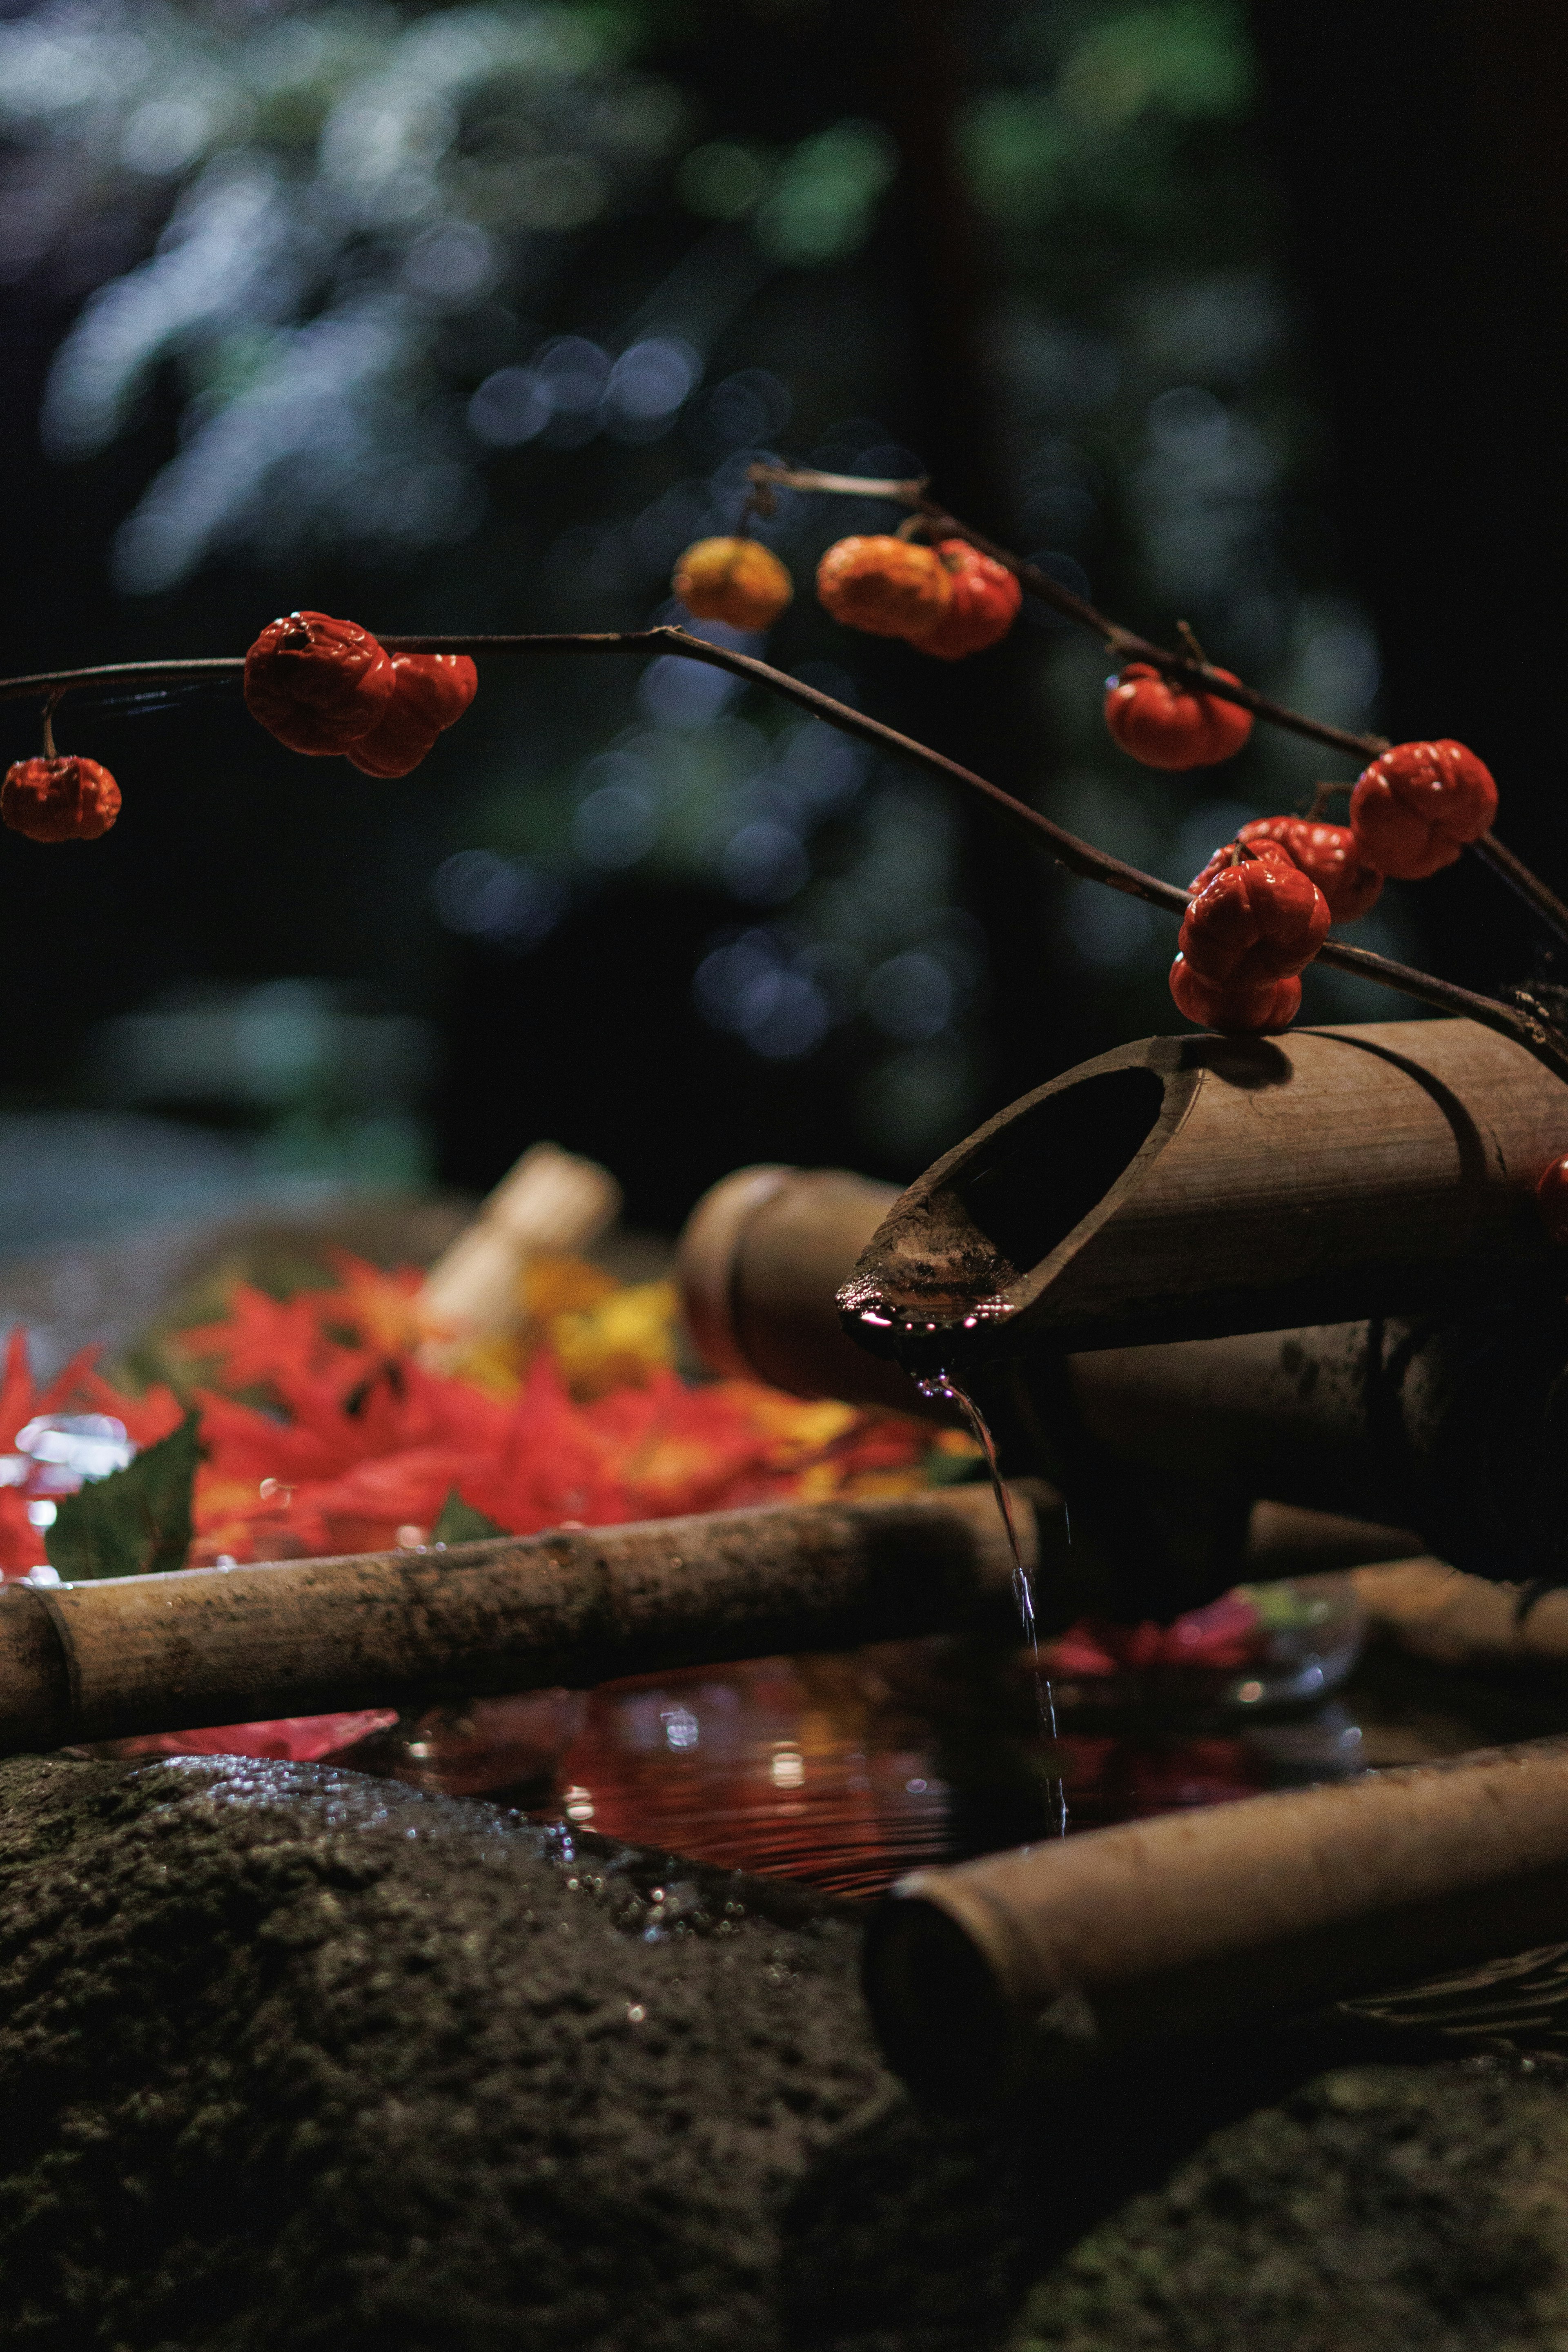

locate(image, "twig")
[[749, 463, 1384, 758], [0, 657, 243, 705], [4, 628, 1567, 1083], [749, 462, 1568, 951], [1470, 831, 1568, 945]]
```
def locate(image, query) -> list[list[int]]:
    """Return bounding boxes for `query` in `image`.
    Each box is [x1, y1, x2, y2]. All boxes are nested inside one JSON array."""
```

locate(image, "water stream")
[[915, 1367, 1069, 1837]]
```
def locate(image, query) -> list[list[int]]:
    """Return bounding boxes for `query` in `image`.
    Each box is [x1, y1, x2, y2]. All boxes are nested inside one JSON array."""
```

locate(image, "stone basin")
[[1, 1748, 1566, 2349]]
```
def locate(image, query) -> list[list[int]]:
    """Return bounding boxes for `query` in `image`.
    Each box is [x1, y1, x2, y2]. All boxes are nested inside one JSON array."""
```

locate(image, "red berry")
[[1537, 1155, 1568, 1247], [1170, 956, 1301, 1035], [2, 755, 120, 843], [1178, 843, 1330, 989], [1187, 834, 1298, 896], [244, 612, 396, 755], [347, 655, 478, 779], [1349, 739, 1497, 879], [1104, 662, 1254, 770], [816, 537, 953, 638], [908, 541, 1021, 659], [1189, 815, 1383, 924]]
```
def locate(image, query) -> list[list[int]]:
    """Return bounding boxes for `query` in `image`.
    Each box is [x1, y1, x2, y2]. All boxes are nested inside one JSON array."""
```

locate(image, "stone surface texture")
[[1012, 2062, 1568, 2352], [0, 1751, 1566, 2351]]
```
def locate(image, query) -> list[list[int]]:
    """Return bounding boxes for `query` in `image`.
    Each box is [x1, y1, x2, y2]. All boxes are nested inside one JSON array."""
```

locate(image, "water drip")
[[915, 1366, 1067, 1837]]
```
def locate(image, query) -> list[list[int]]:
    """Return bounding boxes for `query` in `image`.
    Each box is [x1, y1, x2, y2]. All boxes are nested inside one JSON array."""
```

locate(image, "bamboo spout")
[[839, 1019, 1568, 1361]]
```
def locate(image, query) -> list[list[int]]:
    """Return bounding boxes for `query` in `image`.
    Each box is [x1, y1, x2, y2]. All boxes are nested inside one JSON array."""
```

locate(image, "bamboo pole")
[[1351, 1557, 1568, 1672], [864, 1732, 1568, 2111], [679, 1165, 918, 1408], [416, 1140, 620, 1370], [0, 1485, 1041, 1753]]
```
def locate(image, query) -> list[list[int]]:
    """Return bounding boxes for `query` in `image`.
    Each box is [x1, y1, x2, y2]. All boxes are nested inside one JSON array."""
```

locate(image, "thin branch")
[[3, 628, 1566, 1083], [749, 462, 1385, 759], [1470, 831, 1568, 947], [750, 461, 1568, 953], [0, 657, 244, 705]]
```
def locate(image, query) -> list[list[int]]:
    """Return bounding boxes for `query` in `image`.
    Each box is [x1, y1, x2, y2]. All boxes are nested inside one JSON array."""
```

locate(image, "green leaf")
[[924, 1445, 986, 1488], [431, 1488, 508, 1546], [46, 1411, 202, 1582]]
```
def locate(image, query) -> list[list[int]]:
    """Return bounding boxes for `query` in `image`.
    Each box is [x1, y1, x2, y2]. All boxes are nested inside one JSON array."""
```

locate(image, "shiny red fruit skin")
[[1, 755, 120, 842], [1187, 835, 1300, 895], [390, 654, 478, 731], [1104, 662, 1254, 769], [1232, 815, 1383, 923], [347, 655, 478, 778], [1178, 846, 1330, 989], [1349, 739, 1497, 880], [244, 612, 396, 754], [1536, 1155, 1568, 1247], [1170, 956, 1301, 1034], [909, 542, 1022, 659]]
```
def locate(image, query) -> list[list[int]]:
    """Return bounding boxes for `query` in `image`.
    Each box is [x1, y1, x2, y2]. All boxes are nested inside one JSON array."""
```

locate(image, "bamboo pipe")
[[677, 1164, 922, 1411], [1057, 1299, 1568, 1586], [418, 1141, 621, 1371], [0, 1485, 1042, 1753], [675, 1162, 1434, 1602], [839, 1019, 1568, 1360], [1350, 1556, 1568, 1673], [863, 1733, 1568, 2112], [674, 1161, 1431, 1602]]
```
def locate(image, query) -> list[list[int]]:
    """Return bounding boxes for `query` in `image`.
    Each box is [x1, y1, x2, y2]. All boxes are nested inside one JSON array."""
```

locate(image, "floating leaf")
[[47, 1411, 202, 1582], [431, 1487, 508, 1546]]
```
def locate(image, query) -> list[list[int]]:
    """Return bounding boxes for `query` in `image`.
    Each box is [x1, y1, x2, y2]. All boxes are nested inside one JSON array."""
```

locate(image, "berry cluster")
[[2, 613, 479, 845], [243, 613, 477, 777], [1170, 739, 1498, 1034], [1172, 841, 1330, 1035], [670, 532, 1021, 661]]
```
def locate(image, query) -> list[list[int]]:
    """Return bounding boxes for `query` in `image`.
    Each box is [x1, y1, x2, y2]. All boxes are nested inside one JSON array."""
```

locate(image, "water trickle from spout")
[[916, 1368, 1068, 1837]]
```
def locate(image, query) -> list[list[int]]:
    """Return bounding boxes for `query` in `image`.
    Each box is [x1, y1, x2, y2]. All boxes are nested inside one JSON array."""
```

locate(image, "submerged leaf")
[[47, 1411, 202, 1581]]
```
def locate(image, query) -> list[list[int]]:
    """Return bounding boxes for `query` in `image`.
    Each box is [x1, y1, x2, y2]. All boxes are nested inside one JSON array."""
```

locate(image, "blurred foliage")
[[954, 0, 1418, 1041], [965, 0, 1254, 236], [0, 0, 1409, 1201]]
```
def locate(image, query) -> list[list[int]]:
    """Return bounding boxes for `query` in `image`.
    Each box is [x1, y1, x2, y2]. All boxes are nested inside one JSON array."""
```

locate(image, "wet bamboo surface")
[[0, 1484, 1038, 1753], [845, 1019, 1568, 1356], [866, 1729, 1568, 2111], [1352, 1557, 1568, 1671]]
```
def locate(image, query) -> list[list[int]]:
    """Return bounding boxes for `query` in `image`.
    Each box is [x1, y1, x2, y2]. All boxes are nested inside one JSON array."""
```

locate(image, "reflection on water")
[[352, 1629, 1451, 1902]]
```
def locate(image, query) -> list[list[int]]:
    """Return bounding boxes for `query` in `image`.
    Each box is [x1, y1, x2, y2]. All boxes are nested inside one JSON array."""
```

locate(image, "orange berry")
[[347, 655, 478, 779], [815, 535, 952, 639], [672, 538, 793, 631], [1169, 956, 1301, 1035], [1178, 844, 1330, 989], [1223, 816, 1383, 925], [1104, 662, 1254, 770], [909, 541, 1021, 659], [2, 755, 120, 842], [1348, 739, 1497, 879], [244, 612, 396, 755]]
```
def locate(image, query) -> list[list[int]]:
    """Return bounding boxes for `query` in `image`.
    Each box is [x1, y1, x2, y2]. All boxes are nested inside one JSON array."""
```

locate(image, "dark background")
[[0, 0, 1560, 1234]]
